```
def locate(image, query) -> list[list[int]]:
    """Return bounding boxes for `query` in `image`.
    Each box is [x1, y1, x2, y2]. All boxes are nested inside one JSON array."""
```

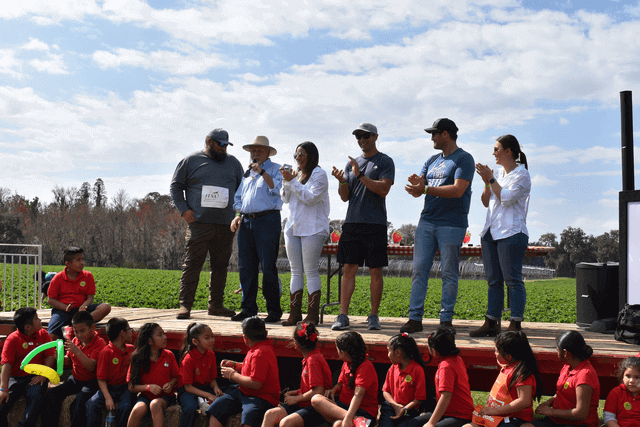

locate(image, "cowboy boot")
[[282, 290, 303, 326], [507, 320, 522, 332], [208, 284, 235, 317], [469, 316, 501, 337], [302, 290, 321, 325]]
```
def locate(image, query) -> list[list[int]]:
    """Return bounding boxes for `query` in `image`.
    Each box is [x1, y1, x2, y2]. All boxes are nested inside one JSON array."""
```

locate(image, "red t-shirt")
[[48, 269, 96, 307], [435, 355, 474, 419], [240, 339, 280, 407], [97, 342, 134, 386], [337, 357, 379, 419], [604, 384, 640, 427], [383, 359, 427, 406], [69, 331, 106, 381], [178, 348, 218, 389], [127, 349, 179, 400], [1, 329, 56, 377], [552, 360, 600, 427], [299, 348, 332, 408]]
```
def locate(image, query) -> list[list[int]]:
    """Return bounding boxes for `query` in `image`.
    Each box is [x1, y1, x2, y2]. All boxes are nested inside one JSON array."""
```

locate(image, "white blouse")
[[480, 164, 531, 240], [282, 166, 330, 237]]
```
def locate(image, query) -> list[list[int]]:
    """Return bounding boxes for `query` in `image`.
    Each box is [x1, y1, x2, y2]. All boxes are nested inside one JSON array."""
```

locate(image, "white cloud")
[[241, 73, 268, 82], [92, 48, 228, 75], [22, 38, 50, 51], [602, 188, 619, 196], [0, 49, 22, 78], [559, 117, 569, 125], [531, 174, 558, 186], [29, 53, 68, 74], [598, 198, 618, 208]]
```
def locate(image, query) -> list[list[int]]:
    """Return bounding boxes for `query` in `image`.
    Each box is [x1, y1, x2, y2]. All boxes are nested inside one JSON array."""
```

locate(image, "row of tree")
[[0, 180, 619, 277]]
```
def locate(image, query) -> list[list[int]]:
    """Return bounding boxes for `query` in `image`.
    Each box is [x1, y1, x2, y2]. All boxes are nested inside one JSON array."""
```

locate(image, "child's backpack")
[[41, 272, 56, 297], [614, 304, 640, 345]]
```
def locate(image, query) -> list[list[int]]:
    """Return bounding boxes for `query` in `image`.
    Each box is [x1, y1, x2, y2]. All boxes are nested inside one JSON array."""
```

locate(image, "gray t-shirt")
[[170, 150, 243, 225], [344, 152, 395, 225]]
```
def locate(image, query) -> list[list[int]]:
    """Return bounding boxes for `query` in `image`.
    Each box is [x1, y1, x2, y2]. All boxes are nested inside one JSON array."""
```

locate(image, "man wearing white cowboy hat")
[[230, 136, 284, 323], [171, 128, 244, 320]]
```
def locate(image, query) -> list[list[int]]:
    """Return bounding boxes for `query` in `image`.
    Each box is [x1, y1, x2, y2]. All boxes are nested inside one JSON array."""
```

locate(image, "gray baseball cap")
[[207, 128, 233, 146], [352, 122, 378, 135]]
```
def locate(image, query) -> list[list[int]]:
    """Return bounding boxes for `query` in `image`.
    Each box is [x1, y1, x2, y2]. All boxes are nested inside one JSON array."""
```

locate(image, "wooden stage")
[[0, 307, 637, 399]]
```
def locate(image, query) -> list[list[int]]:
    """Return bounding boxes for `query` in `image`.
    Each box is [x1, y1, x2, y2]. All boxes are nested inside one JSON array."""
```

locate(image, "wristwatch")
[[357, 171, 364, 179], [259, 168, 265, 176], [489, 178, 495, 184]]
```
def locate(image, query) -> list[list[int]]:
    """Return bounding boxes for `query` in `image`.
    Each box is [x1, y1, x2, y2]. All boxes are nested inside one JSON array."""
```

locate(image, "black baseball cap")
[[424, 118, 458, 134]]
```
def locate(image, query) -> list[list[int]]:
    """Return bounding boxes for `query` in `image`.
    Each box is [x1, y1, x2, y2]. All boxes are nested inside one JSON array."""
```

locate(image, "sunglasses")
[[293, 152, 307, 159], [355, 133, 372, 140]]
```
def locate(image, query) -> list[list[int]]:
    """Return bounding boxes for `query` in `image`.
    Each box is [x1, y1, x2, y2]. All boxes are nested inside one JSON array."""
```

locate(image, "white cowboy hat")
[[243, 136, 277, 155]]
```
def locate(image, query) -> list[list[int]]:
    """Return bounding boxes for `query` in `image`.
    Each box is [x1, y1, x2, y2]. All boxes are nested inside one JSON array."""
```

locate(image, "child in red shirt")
[[127, 323, 179, 427], [178, 323, 223, 427], [44, 310, 107, 427], [0, 307, 56, 427], [466, 331, 543, 427], [311, 331, 379, 427], [603, 356, 640, 427], [86, 317, 134, 427], [527, 330, 600, 427], [380, 333, 428, 427], [47, 247, 111, 340], [262, 322, 332, 427], [208, 316, 280, 427], [412, 327, 473, 427]]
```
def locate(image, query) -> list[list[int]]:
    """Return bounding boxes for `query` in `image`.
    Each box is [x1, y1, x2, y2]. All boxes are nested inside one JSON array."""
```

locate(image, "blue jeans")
[[0, 375, 48, 427], [178, 385, 214, 427], [409, 219, 466, 322], [86, 384, 132, 427], [481, 230, 528, 321], [44, 376, 98, 427], [206, 385, 274, 427], [237, 211, 283, 318], [378, 401, 419, 427], [284, 228, 327, 294]]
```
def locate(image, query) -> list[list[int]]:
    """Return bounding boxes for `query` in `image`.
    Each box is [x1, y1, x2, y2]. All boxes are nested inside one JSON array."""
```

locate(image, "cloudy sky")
[[2, 0, 639, 244]]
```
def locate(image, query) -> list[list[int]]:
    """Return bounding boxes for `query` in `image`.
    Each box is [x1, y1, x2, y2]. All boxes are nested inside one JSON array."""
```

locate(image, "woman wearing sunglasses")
[[280, 141, 330, 326], [471, 134, 531, 337]]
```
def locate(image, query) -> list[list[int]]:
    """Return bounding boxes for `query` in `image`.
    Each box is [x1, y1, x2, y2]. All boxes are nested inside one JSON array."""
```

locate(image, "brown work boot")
[[506, 320, 522, 332], [469, 316, 500, 337], [440, 321, 456, 335], [302, 290, 321, 325], [176, 305, 191, 320], [400, 319, 423, 333], [282, 290, 303, 326], [208, 284, 235, 317]]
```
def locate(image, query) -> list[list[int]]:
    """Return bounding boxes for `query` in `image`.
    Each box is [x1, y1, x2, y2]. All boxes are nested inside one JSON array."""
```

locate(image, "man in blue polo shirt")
[[401, 118, 474, 333], [230, 136, 283, 323]]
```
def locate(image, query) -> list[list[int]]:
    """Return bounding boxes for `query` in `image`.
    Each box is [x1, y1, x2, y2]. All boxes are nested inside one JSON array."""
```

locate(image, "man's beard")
[[213, 151, 227, 162]]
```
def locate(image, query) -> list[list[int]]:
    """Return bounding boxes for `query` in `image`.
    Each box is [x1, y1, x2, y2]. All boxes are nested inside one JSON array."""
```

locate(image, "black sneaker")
[[400, 319, 423, 333], [264, 313, 282, 323], [231, 311, 252, 322]]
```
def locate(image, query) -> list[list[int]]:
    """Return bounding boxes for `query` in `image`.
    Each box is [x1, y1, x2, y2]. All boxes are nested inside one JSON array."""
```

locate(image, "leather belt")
[[242, 210, 278, 219]]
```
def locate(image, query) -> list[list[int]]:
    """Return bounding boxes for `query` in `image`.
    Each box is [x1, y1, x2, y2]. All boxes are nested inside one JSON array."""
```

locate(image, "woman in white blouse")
[[280, 141, 330, 326], [470, 134, 531, 337]]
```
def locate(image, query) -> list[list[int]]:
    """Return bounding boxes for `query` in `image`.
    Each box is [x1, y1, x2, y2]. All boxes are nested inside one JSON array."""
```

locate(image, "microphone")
[[244, 158, 258, 178]]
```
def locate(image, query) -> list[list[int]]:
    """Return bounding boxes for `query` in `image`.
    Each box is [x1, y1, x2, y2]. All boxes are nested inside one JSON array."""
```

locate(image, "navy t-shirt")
[[420, 148, 474, 228], [344, 152, 395, 225]]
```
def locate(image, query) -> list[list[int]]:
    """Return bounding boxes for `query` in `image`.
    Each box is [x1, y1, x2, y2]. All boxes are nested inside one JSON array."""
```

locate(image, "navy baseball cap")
[[207, 128, 233, 146]]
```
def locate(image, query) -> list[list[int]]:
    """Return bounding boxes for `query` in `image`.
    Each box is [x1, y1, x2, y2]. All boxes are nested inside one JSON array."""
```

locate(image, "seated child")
[[208, 316, 281, 427], [44, 310, 107, 427], [86, 317, 135, 427], [178, 323, 223, 427], [0, 307, 56, 427], [380, 333, 427, 427], [47, 247, 111, 340], [604, 356, 640, 427], [127, 323, 179, 427], [311, 331, 379, 427]]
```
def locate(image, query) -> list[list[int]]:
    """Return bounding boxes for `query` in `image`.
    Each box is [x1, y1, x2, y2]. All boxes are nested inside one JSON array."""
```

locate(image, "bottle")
[[105, 410, 115, 427]]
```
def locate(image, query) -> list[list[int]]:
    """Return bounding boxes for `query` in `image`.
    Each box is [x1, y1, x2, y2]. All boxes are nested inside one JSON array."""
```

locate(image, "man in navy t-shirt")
[[401, 118, 474, 333], [330, 122, 395, 331]]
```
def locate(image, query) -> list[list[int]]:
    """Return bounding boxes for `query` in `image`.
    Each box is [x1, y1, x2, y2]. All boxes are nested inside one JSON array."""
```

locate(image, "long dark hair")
[[180, 323, 210, 363], [336, 331, 367, 389], [556, 330, 593, 361], [129, 322, 160, 386], [497, 134, 528, 170], [297, 141, 319, 185], [427, 327, 459, 357], [389, 332, 428, 381], [294, 322, 319, 352], [495, 331, 543, 400]]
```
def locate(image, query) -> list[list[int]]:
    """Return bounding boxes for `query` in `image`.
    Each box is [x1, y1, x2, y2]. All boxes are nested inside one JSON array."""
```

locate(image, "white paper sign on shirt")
[[201, 186, 229, 208]]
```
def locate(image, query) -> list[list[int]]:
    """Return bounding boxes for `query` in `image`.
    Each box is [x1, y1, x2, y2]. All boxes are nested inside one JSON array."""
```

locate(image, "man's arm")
[[426, 178, 470, 198], [348, 156, 393, 197]]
